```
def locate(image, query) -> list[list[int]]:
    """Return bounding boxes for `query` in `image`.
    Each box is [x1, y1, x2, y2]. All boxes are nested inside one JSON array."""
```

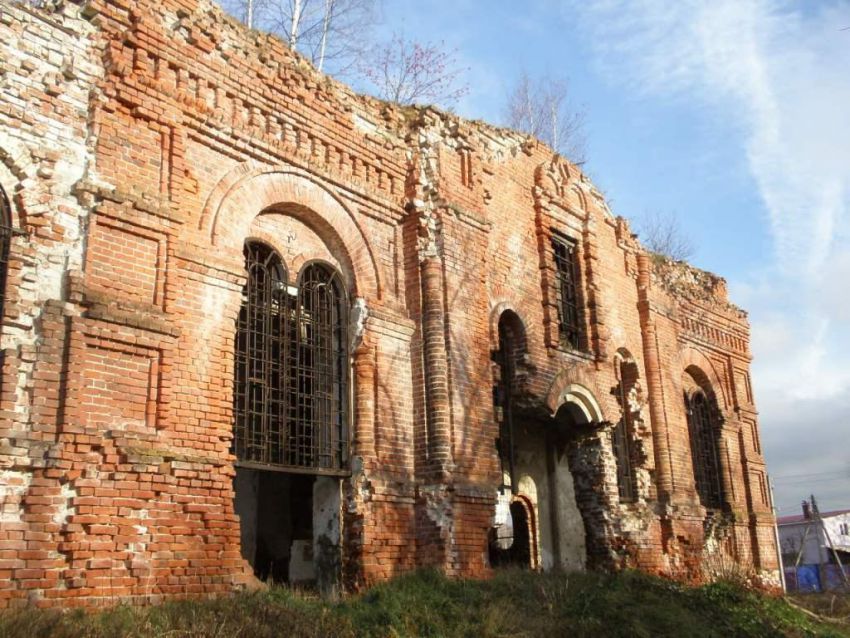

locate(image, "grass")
[[0, 569, 847, 638]]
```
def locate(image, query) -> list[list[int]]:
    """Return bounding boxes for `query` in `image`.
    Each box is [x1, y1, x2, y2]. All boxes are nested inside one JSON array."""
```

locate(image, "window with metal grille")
[[551, 234, 582, 350], [0, 186, 13, 321], [233, 241, 349, 474], [613, 359, 637, 502], [685, 390, 723, 508]]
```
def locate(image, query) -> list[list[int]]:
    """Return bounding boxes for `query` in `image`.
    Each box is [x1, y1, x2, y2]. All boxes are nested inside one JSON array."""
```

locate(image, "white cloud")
[[569, 0, 850, 509]]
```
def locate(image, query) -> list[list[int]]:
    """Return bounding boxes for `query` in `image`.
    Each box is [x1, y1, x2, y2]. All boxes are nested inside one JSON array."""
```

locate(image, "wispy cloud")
[[567, 0, 850, 509]]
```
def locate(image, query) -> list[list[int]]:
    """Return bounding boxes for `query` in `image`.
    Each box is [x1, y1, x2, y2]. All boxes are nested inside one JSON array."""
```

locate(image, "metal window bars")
[[233, 242, 349, 474], [551, 234, 582, 350], [685, 390, 723, 508]]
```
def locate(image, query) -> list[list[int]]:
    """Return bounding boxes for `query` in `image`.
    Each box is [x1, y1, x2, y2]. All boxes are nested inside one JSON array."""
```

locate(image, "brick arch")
[[489, 301, 529, 351], [200, 162, 381, 300], [679, 347, 730, 410], [534, 157, 573, 198], [0, 134, 41, 228], [614, 346, 637, 365], [568, 185, 588, 215], [545, 366, 606, 422]]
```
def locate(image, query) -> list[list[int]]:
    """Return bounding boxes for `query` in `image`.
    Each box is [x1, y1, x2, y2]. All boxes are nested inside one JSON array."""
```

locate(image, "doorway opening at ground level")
[[490, 498, 536, 568], [233, 468, 340, 586]]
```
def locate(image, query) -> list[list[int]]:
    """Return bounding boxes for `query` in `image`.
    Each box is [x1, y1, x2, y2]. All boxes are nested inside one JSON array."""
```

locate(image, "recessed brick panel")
[[80, 338, 160, 431], [87, 218, 163, 306]]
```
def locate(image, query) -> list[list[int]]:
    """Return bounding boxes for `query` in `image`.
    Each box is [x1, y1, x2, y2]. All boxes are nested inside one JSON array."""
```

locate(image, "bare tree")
[[219, 0, 375, 75], [637, 210, 695, 261], [358, 33, 468, 106], [505, 71, 586, 164]]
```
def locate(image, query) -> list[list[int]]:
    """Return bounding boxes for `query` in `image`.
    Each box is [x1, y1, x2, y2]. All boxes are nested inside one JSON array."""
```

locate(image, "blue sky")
[[366, 0, 850, 515]]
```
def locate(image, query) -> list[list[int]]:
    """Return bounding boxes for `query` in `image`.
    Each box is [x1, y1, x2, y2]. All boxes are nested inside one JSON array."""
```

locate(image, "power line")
[[773, 477, 849, 486], [772, 470, 848, 480]]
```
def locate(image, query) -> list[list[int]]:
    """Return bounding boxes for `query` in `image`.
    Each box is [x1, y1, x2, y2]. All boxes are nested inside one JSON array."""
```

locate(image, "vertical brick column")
[[420, 256, 453, 476], [582, 225, 609, 359], [353, 339, 376, 460], [717, 421, 739, 508], [636, 254, 674, 502]]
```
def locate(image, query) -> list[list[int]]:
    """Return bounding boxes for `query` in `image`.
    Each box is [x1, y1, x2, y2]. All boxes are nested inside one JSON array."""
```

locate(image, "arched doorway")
[[232, 240, 349, 587], [490, 309, 591, 572], [489, 495, 538, 568]]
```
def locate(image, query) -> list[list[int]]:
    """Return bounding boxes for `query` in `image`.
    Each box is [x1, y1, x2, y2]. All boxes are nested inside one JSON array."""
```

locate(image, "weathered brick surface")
[[0, 0, 778, 607]]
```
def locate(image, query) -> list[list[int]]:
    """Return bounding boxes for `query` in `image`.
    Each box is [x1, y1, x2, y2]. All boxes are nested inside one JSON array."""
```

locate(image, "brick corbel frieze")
[[96, 4, 406, 210]]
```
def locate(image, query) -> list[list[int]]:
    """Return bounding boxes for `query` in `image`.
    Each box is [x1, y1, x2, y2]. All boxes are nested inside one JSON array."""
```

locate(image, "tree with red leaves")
[[359, 33, 468, 107]]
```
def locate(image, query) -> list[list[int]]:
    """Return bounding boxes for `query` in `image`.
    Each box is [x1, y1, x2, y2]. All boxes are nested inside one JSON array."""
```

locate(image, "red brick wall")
[[0, 0, 778, 607]]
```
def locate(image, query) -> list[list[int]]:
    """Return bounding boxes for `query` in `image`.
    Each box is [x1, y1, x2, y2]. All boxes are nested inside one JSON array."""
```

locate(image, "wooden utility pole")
[[768, 476, 786, 592], [811, 495, 849, 588]]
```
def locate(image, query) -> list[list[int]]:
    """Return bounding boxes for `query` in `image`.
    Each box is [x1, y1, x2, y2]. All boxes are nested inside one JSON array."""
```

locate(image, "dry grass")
[[0, 569, 848, 638]]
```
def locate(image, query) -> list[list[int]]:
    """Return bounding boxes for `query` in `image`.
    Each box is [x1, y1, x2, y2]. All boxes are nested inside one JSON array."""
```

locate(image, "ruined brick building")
[[0, 0, 779, 607]]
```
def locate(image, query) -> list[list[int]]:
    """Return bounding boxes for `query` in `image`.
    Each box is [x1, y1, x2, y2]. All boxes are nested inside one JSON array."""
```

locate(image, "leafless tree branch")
[[637, 210, 695, 261], [219, 0, 376, 77], [504, 71, 587, 164]]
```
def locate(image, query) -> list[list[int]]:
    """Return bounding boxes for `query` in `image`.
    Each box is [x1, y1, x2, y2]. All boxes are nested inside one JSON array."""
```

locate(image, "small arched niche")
[[0, 184, 12, 320], [612, 349, 641, 502]]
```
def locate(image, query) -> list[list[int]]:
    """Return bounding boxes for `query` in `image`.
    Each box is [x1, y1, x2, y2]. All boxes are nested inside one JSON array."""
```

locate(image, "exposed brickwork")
[[0, 0, 778, 608]]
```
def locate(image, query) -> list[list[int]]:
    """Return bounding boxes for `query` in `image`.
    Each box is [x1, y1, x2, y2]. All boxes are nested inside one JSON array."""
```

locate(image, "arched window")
[[612, 356, 638, 502], [233, 242, 349, 473], [494, 310, 527, 493], [296, 262, 349, 470], [0, 185, 12, 320], [685, 389, 723, 508]]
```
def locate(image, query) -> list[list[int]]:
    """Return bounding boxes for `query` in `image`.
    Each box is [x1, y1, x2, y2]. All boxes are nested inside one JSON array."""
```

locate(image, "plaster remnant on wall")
[[52, 481, 76, 526], [0, 470, 31, 524], [350, 297, 368, 351]]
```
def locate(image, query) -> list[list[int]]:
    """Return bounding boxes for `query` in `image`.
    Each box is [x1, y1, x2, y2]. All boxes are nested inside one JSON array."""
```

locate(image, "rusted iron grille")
[[613, 360, 637, 502], [0, 187, 12, 321], [233, 241, 349, 474], [551, 234, 582, 350], [686, 390, 723, 508]]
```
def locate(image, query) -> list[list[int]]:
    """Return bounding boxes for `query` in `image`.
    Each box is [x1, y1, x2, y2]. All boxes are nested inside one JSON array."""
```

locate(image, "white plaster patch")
[[52, 481, 77, 526], [0, 470, 31, 524], [353, 113, 378, 135], [197, 283, 232, 379], [350, 297, 368, 351]]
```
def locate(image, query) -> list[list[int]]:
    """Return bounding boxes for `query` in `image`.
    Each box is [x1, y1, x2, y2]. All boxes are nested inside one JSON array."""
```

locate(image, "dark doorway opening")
[[490, 500, 534, 568], [234, 469, 317, 584]]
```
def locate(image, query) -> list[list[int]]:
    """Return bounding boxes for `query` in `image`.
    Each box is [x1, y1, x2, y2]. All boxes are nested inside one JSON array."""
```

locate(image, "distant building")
[[778, 504, 850, 592]]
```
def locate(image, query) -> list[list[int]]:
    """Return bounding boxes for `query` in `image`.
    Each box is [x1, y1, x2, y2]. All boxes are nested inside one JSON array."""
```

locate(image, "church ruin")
[[0, 0, 779, 607]]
